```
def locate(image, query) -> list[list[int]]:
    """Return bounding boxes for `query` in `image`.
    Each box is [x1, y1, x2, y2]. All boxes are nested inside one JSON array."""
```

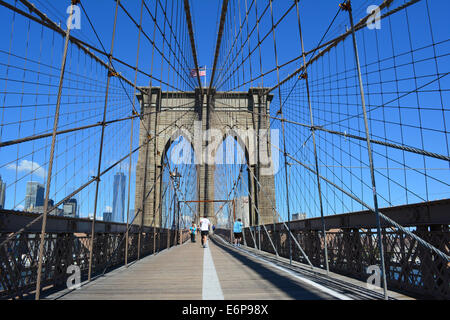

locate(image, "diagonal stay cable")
[[100, 161, 169, 277], [274, 6, 342, 115], [266, 0, 421, 96], [208, 92, 314, 267], [0, 109, 194, 248], [231, 122, 450, 265], [183, 0, 203, 92], [268, 141, 450, 263], [12, 0, 143, 93], [78, 1, 142, 119], [209, 0, 229, 94]]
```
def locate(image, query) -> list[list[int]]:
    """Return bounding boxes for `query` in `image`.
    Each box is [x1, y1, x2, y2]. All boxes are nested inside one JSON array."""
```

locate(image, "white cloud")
[[7, 160, 46, 179], [105, 205, 112, 212]]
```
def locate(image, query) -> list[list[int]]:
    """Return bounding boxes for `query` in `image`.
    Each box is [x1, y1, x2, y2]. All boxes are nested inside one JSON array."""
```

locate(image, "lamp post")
[[171, 168, 182, 243]]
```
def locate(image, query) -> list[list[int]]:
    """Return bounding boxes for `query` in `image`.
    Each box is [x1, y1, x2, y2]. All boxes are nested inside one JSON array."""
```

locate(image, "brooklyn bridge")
[[0, 0, 448, 301]]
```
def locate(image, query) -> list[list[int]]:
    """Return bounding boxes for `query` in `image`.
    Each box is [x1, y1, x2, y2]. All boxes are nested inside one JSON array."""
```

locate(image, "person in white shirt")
[[199, 216, 211, 248]]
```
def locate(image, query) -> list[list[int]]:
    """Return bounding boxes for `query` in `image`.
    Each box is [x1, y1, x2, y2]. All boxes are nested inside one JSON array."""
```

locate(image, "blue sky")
[[0, 0, 448, 223]]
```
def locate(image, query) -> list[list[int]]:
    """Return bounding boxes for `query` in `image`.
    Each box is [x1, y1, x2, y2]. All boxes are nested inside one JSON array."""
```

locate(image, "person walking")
[[199, 215, 211, 248], [233, 218, 243, 247], [189, 223, 196, 243]]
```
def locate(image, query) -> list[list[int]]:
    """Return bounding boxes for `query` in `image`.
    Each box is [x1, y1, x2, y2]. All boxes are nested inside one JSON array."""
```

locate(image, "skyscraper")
[[112, 172, 126, 223], [0, 175, 5, 209], [25, 181, 45, 211], [103, 211, 113, 222]]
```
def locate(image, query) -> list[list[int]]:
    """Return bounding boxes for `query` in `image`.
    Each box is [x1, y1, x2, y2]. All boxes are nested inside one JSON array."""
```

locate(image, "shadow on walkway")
[[211, 237, 331, 300]]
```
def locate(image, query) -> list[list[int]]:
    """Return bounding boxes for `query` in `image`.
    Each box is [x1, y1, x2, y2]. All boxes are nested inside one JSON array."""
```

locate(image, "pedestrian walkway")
[[47, 237, 340, 300]]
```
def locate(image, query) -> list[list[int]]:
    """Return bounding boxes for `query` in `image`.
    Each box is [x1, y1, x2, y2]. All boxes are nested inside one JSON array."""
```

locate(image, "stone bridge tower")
[[134, 88, 277, 228]]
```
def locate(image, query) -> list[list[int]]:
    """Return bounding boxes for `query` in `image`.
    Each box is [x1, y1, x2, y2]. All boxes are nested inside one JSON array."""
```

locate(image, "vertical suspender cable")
[[35, 0, 75, 301], [295, 0, 330, 275], [342, 0, 388, 300], [88, 0, 120, 282]]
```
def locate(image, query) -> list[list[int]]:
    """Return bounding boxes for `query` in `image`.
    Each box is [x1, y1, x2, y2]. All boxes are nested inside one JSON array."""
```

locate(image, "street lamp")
[[171, 168, 182, 187], [170, 168, 182, 242]]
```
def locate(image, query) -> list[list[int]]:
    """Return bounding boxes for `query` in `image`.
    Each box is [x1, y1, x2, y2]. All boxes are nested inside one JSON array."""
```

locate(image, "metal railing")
[[215, 199, 450, 300], [0, 211, 190, 300]]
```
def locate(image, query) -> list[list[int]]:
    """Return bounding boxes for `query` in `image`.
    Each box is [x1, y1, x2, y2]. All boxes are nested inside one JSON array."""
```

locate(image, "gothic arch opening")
[[214, 132, 254, 229], [160, 135, 198, 230]]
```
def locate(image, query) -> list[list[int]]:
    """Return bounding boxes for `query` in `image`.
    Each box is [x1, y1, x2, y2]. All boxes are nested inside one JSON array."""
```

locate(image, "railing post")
[[294, 0, 330, 275], [35, 0, 75, 300], [342, 0, 388, 299], [88, 0, 120, 282]]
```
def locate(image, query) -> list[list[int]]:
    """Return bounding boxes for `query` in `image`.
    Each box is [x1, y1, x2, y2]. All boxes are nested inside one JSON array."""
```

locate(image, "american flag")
[[190, 67, 206, 77]]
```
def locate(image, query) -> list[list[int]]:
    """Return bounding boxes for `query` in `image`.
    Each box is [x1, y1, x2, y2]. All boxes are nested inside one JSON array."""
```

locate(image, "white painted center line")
[[202, 245, 224, 300]]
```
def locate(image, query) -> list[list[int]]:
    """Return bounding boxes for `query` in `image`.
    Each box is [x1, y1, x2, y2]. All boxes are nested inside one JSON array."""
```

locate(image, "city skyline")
[[62, 198, 78, 218], [24, 181, 44, 211], [112, 172, 126, 223], [0, 174, 136, 223]]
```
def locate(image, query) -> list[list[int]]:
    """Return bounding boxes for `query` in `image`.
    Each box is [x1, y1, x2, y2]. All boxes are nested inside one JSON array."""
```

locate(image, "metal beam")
[[180, 200, 232, 203], [183, 0, 203, 91], [2, 197, 448, 237], [270, 199, 450, 232], [209, 0, 229, 92], [266, 0, 418, 95], [0, 209, 153, 234], [9, 0, 143, 93]]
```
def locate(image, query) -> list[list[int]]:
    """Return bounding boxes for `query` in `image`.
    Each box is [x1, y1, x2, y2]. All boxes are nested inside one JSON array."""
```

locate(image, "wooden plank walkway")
[[210, 240, 332, 300], [47, 238, 337, 300]]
